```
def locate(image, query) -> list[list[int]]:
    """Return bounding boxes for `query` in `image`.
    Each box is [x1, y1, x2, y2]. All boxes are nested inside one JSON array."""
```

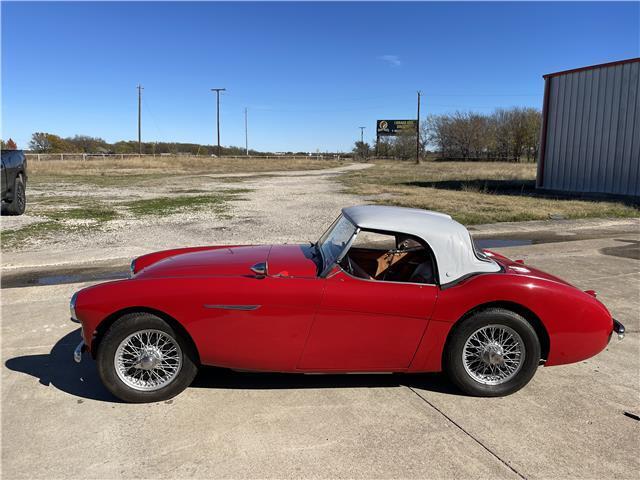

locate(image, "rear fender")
[[409, 273, 612, 371]]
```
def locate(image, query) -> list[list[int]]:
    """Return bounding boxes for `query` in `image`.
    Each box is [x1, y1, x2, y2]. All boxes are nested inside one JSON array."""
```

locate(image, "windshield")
[[317, 215, 357, 273]]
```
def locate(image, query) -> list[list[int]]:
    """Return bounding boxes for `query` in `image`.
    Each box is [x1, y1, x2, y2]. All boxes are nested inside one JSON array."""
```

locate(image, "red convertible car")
[[70, 205, 624, 403]]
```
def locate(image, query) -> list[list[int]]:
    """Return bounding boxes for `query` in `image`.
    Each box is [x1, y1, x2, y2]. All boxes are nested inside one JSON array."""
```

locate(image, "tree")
[[27, 131, 271, 156], [352, 141, 371, 160], [66, 135, 109, 153], [375, 137, 393, 157], [29, 132, 53, 152], [29, 132, 82, 153], [423, 108, 541, 162], [5, 138, 18, 149], [392, 130, 417, 160]]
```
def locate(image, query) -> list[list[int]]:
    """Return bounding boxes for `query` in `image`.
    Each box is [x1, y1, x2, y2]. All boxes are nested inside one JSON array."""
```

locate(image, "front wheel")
[[97, 313, 198, 403], [444, 308, 541, 397], [3, 174, 26, 215]]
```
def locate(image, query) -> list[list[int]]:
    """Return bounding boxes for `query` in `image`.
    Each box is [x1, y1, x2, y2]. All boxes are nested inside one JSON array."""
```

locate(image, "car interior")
[[339, 230, 436, 284]]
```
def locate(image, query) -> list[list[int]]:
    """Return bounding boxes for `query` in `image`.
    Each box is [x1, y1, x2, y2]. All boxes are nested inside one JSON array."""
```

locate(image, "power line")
[[244, 107, 249, 156], [137, 84, 143, 154], [211, 88, 226, 156], [416, 91, 422, 164]]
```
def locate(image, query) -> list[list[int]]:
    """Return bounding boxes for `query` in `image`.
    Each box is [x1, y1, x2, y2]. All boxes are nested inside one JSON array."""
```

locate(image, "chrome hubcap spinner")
[[462, 324, 525, 385], [115, 329, 182, 391]]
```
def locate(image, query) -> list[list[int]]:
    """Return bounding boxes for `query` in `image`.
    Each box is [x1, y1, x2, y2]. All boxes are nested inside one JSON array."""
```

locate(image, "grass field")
[[340, 160, 639, 224], [27, 156, 345, 187]]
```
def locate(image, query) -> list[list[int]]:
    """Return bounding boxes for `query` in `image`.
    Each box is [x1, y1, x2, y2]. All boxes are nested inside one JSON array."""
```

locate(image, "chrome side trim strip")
[[203, 304, 261, 311]]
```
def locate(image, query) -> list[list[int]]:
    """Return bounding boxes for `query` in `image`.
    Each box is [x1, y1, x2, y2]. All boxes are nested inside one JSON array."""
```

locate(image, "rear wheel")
[[444, 308, 540, 397], [97, 313, 198, 403], [3, 174, 26, 215]]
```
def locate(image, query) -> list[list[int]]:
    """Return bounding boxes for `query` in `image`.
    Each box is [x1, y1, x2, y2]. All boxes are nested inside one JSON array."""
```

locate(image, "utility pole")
[[359, 126, 366, 144], [416, 90, 422, 164], [137, 84, 143, 155], [244, 107, 249, 156], [211, 88, 226, 156]]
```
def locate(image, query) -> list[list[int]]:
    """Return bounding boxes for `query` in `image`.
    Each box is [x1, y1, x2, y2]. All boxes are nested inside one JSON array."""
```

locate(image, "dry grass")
[[28, 156, 348, 190], [28, 156, 345, 179], [340, 160, 639, 224]]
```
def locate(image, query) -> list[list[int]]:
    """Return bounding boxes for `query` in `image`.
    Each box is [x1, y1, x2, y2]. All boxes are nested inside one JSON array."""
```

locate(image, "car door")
[[191, 274, 326, 372], [298, 268, 438, 371]]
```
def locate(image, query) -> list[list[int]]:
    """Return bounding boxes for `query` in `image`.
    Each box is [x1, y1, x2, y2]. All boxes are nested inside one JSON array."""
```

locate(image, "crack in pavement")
[[405, 386, 527, 479]]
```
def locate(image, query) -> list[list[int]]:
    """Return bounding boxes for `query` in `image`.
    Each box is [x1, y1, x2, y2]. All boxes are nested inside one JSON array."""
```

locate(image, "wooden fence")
[[24, 153, 350, 162]]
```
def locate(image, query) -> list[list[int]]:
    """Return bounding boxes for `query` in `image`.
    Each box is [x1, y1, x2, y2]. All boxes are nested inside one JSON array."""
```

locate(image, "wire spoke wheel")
[[462, 324, 525, 385], [114, 329, 183, 391]]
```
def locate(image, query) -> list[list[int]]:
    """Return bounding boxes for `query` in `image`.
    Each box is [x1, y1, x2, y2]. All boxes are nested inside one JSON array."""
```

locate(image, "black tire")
[[96, 312, 198, 403], [444, 308, 541, 397], [3, 174, 26, 215]]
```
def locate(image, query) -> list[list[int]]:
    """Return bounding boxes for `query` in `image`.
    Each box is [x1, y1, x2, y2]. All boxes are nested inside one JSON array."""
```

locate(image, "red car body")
[[73, 243, 616, 374]]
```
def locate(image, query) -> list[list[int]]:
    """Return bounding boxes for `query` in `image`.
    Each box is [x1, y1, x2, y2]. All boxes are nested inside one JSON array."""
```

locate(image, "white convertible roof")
[[342, 205, 500, 284]]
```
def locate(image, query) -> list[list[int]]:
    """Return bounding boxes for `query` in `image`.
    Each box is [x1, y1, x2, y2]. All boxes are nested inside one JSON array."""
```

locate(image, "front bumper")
[[613, 319, 625, 340], [74, 341, 86, 363]]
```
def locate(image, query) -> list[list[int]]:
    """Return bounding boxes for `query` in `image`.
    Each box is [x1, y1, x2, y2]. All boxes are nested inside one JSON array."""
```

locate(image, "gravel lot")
[[2, 163, 370, 269]]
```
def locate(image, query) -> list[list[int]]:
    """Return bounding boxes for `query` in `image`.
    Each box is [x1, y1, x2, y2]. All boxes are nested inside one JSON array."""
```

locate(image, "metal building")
[[537, 58, 640, 197]]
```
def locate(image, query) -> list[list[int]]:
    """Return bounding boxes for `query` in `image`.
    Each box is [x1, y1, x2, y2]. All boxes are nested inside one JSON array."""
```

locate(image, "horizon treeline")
[[354, 107, 542, 162], [25, 132, 268, 156]]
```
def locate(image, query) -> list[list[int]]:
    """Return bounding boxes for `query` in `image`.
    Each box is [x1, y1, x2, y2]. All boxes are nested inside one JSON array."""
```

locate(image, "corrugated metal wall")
[[539, 60, 640, 197]]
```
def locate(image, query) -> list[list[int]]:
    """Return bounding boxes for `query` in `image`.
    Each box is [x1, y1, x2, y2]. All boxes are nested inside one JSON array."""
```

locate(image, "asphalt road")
[[2, 229, 639, 479]]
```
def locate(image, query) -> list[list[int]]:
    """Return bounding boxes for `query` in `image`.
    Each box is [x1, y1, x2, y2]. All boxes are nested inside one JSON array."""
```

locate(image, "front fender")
[[73, 274, 324, 371]]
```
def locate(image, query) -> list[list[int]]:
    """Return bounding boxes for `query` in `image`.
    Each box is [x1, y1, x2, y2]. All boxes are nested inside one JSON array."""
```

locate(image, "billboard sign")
[[376, 119, 417, 136]]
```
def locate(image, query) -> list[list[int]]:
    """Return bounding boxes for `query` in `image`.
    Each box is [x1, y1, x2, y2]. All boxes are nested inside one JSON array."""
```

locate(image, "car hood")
[[135, 244, 318, 279]]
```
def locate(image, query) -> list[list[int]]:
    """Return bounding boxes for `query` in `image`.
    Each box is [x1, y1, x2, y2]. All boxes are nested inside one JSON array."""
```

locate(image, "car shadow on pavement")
[[5, 330, 462, 403], [5, 329, 120, 403], [192, 367, 461, 395]]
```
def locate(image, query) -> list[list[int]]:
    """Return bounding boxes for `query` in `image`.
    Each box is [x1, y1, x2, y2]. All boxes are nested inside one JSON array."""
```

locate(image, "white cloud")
[[378, 55, 402, 67]]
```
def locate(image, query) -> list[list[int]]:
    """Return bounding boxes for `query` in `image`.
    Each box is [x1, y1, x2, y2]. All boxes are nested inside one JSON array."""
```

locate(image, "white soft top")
[[342, 205, 500, 284]]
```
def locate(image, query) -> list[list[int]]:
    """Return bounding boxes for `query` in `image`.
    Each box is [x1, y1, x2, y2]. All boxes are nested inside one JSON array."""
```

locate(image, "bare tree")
[[423, 108, 541, 162]]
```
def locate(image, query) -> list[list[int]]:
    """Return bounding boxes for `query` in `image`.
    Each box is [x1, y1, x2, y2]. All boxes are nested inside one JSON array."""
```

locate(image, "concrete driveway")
[[2, 225, 639, 479]]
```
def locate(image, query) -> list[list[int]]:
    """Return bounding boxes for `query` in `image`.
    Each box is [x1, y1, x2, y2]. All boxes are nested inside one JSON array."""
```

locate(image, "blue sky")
[[2, 1, 639, 152]]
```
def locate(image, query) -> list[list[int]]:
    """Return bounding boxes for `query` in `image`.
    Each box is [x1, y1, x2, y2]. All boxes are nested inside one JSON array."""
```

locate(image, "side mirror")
[[250, 262, 268, 279]]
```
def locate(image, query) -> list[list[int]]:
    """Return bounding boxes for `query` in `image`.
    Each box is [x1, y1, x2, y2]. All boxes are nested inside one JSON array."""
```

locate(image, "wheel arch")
[[443, 300, 550, 364], [90, 306, 201, 365]]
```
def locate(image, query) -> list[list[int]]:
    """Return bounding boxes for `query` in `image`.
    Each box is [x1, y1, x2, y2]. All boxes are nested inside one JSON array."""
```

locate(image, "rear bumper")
[[612, 319, 625, 340]]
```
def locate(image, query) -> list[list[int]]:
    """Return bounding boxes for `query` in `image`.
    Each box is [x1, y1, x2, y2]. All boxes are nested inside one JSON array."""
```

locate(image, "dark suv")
[[1, 149, 27, 215]]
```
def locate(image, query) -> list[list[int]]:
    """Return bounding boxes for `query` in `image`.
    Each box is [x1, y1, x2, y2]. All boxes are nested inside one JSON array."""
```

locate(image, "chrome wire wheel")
[[114, 329, 183, 391], [462, 324, 525, 385]]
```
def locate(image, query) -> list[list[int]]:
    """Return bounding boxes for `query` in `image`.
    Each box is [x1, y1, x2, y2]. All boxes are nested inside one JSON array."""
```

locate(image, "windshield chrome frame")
[[317, 215, 359, 278]]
